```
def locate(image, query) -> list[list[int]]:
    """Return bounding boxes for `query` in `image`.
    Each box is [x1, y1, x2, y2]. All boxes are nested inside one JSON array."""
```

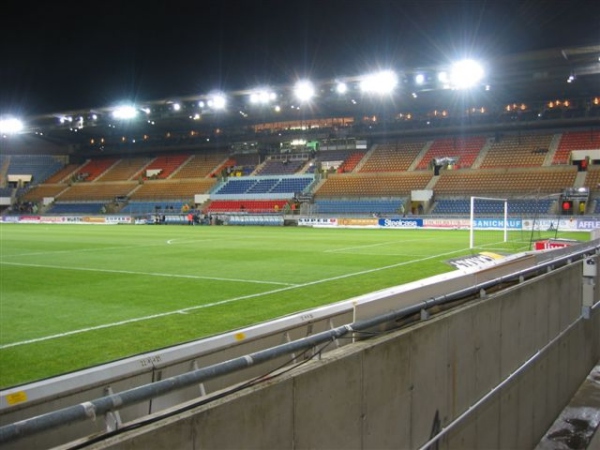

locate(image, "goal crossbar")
[[469, 196, 508, 249]]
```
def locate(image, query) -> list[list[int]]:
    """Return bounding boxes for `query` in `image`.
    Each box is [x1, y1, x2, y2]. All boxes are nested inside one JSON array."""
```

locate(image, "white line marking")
[[0, 246, 473, 349], [324, 237, 437, 253], [0, 238, 216, 259], [0, 261, 297, 286]]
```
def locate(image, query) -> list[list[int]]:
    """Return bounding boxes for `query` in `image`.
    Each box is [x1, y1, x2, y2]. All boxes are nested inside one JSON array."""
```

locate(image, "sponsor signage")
[[18, 215, 41, 223], [577, 220, 600, 230], [339, 218, 378, 227], [424, 218, 470, 229], [472, 218, 521, 229], [533, 239, 579, 251], [378, 218, 423, 228], [40, 216, 67, 223], [522, 219, 578, 231], [299, 218, 338, 227], [105, 216, 132, 224], [447, 251, 505, 270], [82, 217, 108, 224]]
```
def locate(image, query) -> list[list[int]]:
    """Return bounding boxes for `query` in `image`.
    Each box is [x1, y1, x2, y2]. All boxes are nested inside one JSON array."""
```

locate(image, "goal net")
[[469, 196, 508, 250]]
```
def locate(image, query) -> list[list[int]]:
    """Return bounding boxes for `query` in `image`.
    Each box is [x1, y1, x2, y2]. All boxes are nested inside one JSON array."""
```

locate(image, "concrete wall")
[[76, 259, 600, 449]]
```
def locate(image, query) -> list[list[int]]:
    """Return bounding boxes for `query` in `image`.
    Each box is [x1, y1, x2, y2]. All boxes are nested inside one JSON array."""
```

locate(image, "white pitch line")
[[324, 237, 437, 253], [0, 238, 217, 259], [331, 252, 434, 257], [0, 261, 297, 286], [0, 245, 474, 350]]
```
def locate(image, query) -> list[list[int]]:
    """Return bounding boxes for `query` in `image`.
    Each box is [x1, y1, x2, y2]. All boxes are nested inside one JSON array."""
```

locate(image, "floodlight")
[[336, 81, 348, 94], [359, 70, 398, 94], [249, 90, 276, 105], [294, 80, 315, 102], [450, 59, 484, 89], [112, 106, 138, 120], [209, 94, 227, 110], [172, 103, 181, 111], [0, 117, 24, 134], [415, 73, 425, 85]]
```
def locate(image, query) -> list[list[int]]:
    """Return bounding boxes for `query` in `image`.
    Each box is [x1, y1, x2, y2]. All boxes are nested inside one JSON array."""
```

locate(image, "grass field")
[[0, 223, 589, 389]]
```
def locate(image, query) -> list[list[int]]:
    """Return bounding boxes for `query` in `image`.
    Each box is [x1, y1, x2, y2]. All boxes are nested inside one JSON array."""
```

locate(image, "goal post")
[[469, 196, 508, 249]]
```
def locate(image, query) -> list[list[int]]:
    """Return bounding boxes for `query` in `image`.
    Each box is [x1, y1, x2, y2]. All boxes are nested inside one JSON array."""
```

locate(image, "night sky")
[[0, 0, 598, 116]]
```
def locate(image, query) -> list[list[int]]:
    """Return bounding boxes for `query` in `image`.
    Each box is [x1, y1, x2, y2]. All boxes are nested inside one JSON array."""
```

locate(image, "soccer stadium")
[[2, 36, 600, 448]]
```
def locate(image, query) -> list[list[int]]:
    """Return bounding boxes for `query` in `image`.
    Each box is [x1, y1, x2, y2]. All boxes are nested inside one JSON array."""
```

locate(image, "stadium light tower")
[[359, 70, 398, 94], [111, 105, 138, 120], [450, 59, 484, 89], [249, 89, 276, 105], [336, 81, 348, 94], [294, 80, 315, 103], [0, 117, 24, 134], [208, 93, 227, 110]]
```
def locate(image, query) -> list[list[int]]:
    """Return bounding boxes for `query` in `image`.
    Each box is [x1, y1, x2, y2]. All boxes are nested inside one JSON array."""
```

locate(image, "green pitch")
[[0, 223, 588, 388]]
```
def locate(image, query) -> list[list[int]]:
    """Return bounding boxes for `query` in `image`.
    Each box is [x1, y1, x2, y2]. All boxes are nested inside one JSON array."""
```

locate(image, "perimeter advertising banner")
[[577, 219, 600, 231], [298, 218, 338, 227], [0, 215, 132, 224], [471, 218, 522, 230], [340, 218, 379, 227], [522, 218, 578, 231], [424, 218, 471, 229], [378, 218, 423, 229]]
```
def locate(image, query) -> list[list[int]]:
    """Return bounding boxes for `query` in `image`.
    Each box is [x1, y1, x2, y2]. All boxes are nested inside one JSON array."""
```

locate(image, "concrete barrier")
[[60, 258, 600, 449]]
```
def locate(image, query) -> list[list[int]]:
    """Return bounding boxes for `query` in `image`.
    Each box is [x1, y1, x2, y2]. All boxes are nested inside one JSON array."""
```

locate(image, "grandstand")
[[1, 127, 599, 217]]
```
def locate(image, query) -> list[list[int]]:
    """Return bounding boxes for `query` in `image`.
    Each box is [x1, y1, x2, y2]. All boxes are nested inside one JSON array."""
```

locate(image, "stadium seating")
[[313, 198, 405, 215], [43, 163, 80, 184], [432, 167, 578, 196], [98, 157, 153, 181], [553, 130, 600, 165], [479, 134, 553, 168], [134, 154, 191, 180], [19, 184, 70, 203], [214, 176, 313, 196], [255, 159, 305, 175], [6, 130, 597, 221], [128, 179, 216, 201], [359, 141, 426, 172], [6, 155, 64, 185], [46, 202, 107, 214], [414, 136, 486, 170], [337, 152, 365, 173], [55, 182, 138, 202], [431, 198, 555, 215], [315, 172, 432, 197], [75, 158, 118, 181], [170, 152, 229, 179]]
